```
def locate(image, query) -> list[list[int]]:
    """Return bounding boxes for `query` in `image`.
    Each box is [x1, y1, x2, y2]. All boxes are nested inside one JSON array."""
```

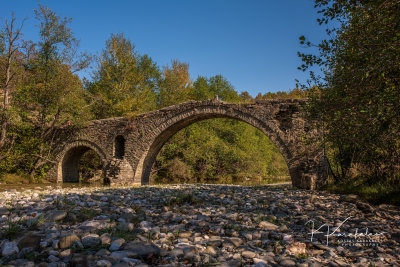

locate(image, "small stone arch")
[[56, 140, 107, 183], [134, 105, 293, 185]]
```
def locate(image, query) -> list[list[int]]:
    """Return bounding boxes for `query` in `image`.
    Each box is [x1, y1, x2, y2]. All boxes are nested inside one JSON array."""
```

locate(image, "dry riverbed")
[[0, 184, 399, 267]]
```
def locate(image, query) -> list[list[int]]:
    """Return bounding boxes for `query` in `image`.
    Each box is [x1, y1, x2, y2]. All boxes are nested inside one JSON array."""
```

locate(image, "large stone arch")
[[48, 99, 328, 189], [134, 105, 295, 185], [56, 140, 107, 183]]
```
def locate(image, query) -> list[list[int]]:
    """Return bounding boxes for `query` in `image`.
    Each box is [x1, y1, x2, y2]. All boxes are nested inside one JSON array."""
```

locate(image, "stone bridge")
[[47, 99, 328, 189]]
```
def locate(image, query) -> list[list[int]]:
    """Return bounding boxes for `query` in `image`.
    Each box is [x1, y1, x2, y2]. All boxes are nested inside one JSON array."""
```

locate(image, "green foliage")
[[238, 88, 308, 102], [0, 125, 47, 179], [299, 0, 400, 184], [0, 4, 92, 179], [261, 88, 308, 100], [0, 173, 33, 184], [158, 60, 193, 107], [26, 214, 45, 230], [153, 118, 289, 184], [2, 219, 23, 240], [78, 150, 103, 183], [298, 253, 308, 260], [161, 191, 203, 206], [74, 207, 102, 222], [191, 75, 241, 102], [325, 176, 400, 206], [87, 33, 160, 119]]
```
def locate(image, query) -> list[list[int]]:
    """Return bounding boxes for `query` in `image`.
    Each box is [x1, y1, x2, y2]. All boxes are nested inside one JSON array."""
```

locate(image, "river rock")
[[2, 241, 19, 256], [259, 221, 279, 230], [286, 242, 306, 256], [70, 253, 93, 267], [100, 233, 111, 245], [117, 221, 134, 232], [59, 234, 80, 249], [18, 232, 41, 250], [82, 234, 101, 248], [123, 241, 161, 259], [46, 210, 67, 221], [109, 238, 125, 251]]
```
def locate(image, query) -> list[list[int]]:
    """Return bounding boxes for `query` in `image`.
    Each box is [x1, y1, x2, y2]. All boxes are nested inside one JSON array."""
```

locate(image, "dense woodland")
[[0, 1, 399, 203]]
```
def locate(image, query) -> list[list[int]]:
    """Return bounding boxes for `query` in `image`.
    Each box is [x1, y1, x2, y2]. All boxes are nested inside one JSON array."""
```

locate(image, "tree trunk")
[[0, 53, 12, 148], [0, 13, 23, 149]]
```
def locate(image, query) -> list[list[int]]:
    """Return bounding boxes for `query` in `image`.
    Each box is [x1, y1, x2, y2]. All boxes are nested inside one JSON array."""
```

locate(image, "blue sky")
[[1, 0, 327, 96]]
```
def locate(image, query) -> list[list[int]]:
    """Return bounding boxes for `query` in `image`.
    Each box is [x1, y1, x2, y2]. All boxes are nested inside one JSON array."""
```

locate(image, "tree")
[[158, 60, 192, 107], [298, 0, 400, 183], [239, 91, 253, 102], [87, 33, 160, 118], [0, 13, 24, 149], [192, 76, 211, 101], [191, 75, 240, 102], [10, 4, 91, 177], [208, 75, 240, 102]]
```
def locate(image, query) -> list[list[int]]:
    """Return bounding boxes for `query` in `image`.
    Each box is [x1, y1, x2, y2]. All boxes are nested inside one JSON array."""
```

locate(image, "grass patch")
[[75, 207, 102, 222], [2, 220, 23, 240], [162, 191, 203, 206], [325, 177, 400, 206], [0, 173, 34, 184], [22, 215, 46, 230], [297, 253, 308, 259], [0, 216, 46, 239], [97, 227, 138, 242], [262, 176, 291, 184]]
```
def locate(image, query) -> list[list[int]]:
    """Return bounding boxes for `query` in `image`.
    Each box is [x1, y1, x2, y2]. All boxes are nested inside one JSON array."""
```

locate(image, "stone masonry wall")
[[47, 99, 328, 189]]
